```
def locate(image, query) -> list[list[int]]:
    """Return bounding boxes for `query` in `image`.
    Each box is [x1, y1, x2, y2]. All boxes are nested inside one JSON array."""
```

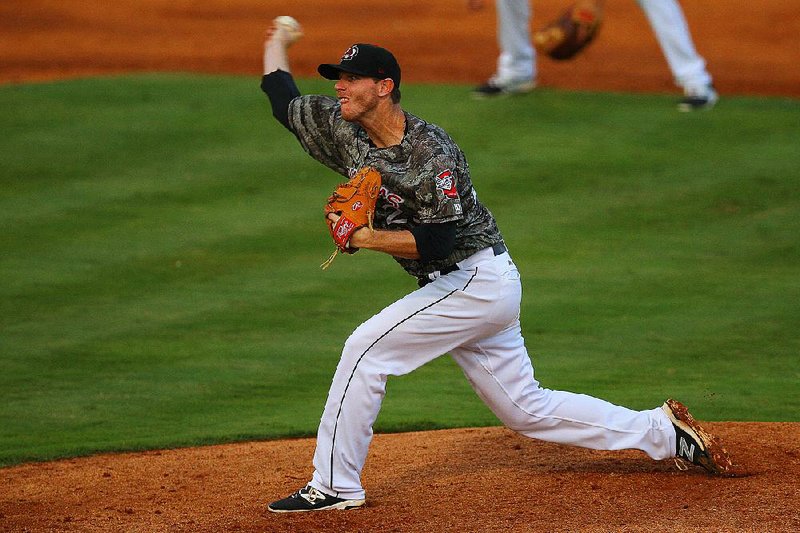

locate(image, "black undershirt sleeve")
[[411, 222, 457, 263], [260, 70, 301, 131]]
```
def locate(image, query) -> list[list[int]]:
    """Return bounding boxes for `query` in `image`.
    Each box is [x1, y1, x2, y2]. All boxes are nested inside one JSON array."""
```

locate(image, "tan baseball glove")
[[533, 0, 604, 60], [321, 167, 382, 269]]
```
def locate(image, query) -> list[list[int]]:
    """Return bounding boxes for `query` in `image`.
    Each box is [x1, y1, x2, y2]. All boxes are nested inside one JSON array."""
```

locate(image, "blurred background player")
[[468, 0, 718, 111]]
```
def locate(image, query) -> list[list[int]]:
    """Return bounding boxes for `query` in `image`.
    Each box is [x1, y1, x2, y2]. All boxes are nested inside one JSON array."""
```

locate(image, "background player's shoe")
[[662, 399, 733, 475], [677, 84, 718, 111], [472, 76, 536, 99], [267, 485, 365, 513]]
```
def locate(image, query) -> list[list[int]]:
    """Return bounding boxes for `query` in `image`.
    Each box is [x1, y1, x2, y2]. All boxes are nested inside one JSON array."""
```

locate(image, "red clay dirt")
[[2, 424, 800, 532], [1, 1, 799, 531], [1, 0, 799, 96]]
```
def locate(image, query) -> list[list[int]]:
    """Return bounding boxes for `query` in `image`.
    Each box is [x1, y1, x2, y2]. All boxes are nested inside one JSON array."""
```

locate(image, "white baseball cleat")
[[677, 84, 719, 111], [472, 76, 536, 99]]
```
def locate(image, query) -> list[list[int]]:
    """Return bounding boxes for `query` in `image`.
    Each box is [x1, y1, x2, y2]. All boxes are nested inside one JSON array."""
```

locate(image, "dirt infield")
[[2, 424, 800, 532], [1, 0, 799, 96], [2, 0, 799, 531]]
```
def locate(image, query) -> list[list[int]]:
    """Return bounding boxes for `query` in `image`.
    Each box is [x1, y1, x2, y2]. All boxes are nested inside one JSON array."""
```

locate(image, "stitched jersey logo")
[[379, 186, 404, 210], [435, 169, 458, 199]]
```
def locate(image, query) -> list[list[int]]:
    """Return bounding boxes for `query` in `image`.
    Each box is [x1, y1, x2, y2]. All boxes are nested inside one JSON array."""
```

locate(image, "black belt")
[[418, 242, 507, 287]]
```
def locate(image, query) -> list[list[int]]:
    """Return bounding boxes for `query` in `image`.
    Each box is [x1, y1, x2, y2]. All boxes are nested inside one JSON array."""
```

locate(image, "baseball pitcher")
[[260, 17, 732, 513]]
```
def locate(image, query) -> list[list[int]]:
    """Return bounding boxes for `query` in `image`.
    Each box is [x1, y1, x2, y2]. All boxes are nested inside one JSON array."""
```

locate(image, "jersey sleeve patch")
[[418, 165, 462, 223], [435, 169, 459, 199]]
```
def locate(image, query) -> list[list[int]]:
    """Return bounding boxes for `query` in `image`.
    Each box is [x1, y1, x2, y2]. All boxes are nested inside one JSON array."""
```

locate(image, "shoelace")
[[299, 486, 326, 504]]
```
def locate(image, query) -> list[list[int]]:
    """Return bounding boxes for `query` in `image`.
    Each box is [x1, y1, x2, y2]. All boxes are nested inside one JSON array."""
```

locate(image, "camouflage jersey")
[[288, 94, 504, 279]]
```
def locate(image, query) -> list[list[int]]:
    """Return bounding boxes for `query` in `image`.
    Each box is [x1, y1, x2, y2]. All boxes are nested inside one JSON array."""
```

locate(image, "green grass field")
[[1, 75, 798, 467]]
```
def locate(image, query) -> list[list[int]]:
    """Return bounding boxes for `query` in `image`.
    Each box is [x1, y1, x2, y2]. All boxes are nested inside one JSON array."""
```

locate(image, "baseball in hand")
[[273, 15, 303, 45]]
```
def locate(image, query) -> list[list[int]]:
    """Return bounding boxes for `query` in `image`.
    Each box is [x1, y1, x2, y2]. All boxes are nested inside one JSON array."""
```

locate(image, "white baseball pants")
[[637, 0, 713, 91], [309, 248, 676, 500], [495, 0, 536, 83]]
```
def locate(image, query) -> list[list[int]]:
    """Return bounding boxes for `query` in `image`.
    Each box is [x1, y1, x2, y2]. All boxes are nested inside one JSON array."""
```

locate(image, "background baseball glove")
[[533, 0, 604, 60], [321, 166, 382, 269]]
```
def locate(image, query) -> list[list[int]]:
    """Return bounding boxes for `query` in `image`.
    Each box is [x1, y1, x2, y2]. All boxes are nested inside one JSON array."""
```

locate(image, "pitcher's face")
[[334, 74, 384, 123]]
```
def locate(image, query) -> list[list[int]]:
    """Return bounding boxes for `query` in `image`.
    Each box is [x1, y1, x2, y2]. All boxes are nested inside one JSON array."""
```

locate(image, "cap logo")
[[341, 45, 358, 62]]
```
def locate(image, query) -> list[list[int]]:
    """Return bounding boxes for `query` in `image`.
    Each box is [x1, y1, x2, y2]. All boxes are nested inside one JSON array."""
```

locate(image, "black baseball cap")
[[318, 44, 401, 88]]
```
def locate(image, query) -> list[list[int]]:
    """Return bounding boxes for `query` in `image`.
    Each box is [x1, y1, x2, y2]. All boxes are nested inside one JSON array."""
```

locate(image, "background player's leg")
[[636, 0, 711, 91], [475, 0, 537, 96], [495, 0, 536, 83]]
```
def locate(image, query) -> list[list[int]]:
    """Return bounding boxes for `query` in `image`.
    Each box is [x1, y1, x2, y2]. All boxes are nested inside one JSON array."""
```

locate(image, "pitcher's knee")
[[497, 388, 552, 432]]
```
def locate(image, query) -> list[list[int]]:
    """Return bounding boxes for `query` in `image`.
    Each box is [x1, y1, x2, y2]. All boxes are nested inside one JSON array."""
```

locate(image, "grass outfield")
[[1, 75, 798, 466]]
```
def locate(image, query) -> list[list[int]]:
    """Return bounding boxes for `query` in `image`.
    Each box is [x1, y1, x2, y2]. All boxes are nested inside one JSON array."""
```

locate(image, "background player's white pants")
[[495, 0, 536, 83], [637, 0, 712, 91], [492, 0, 712, 91], [309, 249, 676, 500]]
